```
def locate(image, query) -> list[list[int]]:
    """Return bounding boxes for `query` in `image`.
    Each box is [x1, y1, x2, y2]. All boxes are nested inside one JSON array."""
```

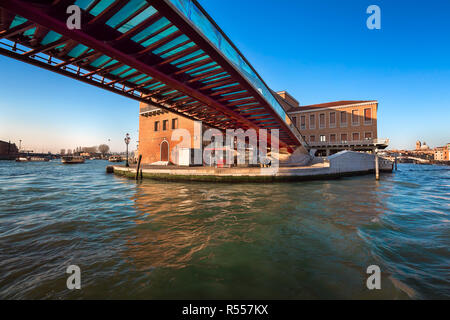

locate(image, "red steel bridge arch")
[[0, 0, 307, 151]]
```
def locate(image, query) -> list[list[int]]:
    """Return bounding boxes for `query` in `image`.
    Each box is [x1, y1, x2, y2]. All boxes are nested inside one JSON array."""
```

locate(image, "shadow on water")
[[0, 161, 448, 299]]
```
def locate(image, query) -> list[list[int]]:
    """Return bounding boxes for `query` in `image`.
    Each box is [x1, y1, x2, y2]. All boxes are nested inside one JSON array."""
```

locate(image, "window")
[[329, 112, 336, 128], [364, 108, 372, 124], [364, 132, 372, 139], [341, 133, 348, 142], [172, 118, 178, 129], [340, 111, 347, 127], [352, 132, 360, 141], [300, 115, 306, 129], [163, 120, 168, 131], [310, 135, 315, 142], [292, 116, 297, 126], [352, 110, 359, 125], [154, 121, 160, 132], [330, 134, 336, 142], [309, 114, 315, 129], [320, 135, 326, 142], [319, 113, 325, 128]]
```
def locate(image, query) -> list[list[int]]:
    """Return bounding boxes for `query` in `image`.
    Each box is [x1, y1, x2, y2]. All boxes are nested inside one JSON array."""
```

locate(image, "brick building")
[[434, 144, 450, 161], [138, 92, 388, 164], [138, 103, 204, 165], [281, 98, 388, 156]]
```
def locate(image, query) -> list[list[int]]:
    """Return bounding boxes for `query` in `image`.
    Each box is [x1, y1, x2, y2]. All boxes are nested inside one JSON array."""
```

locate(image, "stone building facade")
[[281, 98, 386, 155]]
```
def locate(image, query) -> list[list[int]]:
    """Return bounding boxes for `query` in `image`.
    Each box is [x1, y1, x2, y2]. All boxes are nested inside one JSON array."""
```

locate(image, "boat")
[[16, 156, 50, 162], [61, 156, 85, 164], [108, 155, 123, 162]]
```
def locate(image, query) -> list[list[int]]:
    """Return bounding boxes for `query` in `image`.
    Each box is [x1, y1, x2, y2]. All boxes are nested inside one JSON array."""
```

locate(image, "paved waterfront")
[[0, 160, 448, 299]]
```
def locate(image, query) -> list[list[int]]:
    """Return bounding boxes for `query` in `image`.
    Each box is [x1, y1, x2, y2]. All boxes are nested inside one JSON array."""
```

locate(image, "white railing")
[[308, 138, 389, 147]]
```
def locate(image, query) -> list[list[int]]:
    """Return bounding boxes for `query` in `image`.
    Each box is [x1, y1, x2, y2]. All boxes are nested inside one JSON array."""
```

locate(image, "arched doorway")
[[160, 141, 169, 162]]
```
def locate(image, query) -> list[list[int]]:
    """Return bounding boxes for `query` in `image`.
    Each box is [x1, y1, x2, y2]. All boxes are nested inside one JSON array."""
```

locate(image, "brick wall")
[[138, 103, 201, 164]]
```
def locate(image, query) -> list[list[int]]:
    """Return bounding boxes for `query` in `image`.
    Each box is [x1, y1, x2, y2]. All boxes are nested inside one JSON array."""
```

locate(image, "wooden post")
[[394, 156, 398, 171], [140, 168, 143, 180], [375, 149, 380, 180], [135, 154, 142, 181]]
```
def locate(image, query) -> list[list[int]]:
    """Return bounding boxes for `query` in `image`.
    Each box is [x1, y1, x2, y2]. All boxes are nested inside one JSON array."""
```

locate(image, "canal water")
[[0, 160, 448, 299]]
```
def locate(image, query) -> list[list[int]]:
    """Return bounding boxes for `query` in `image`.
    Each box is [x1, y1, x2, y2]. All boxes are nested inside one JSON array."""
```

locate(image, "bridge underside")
[[0, 0, 305, 149]]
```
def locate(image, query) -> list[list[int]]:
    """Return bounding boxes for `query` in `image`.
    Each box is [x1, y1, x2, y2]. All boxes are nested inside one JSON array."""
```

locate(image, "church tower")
[[416, 141, 422, 150]]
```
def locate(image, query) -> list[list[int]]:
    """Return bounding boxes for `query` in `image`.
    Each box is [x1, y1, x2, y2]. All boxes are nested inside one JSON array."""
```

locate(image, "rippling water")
[[0, 160, 448, 299]]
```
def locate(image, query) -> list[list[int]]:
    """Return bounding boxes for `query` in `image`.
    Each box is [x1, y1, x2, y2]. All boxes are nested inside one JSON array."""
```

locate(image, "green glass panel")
[[119, 68, 137, 78], [103, 59, 118, 68], [135, 76, 152, 84], [132, 17, 170, 42], [23, 27, 36, 37], [74, 0, 96, 10], [160, 42, 195, 59], [152, 34, 188, 55], [188, 64, 219, 75], [171, 50, 204, 66], [140, 26, 178, 47], [110, 65, 130, 75], [106, 0, 147, 28], [9, 15, 27, 29], [90, 55, 111, 67], [162, 90, 177, 96], [129, 74, 147, 83], [118, 7, 157, 33], [68, 44, 89, 58], [144, 82, 161, 89], [90, 0, 115, 17], [148, 83, 165, 90], [40, 31, 62, 45]]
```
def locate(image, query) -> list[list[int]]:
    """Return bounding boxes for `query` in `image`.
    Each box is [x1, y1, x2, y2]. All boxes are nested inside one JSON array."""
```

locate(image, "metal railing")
[[308, 138, 389, 148]]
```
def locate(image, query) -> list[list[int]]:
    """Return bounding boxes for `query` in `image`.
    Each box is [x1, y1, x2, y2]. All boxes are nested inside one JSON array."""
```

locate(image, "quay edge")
[[112, 150, 394, 183]]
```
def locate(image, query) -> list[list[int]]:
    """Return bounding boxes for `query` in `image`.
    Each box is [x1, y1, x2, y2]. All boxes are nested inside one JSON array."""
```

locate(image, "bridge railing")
[[308, 138, 389, 148], [168, 0, 290, 127]]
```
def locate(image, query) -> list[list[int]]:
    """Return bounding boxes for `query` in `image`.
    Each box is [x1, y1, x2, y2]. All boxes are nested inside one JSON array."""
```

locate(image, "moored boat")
[[16, 156, 50, 162], [109, 155, 123, 162], [61, 156, 85, 164]]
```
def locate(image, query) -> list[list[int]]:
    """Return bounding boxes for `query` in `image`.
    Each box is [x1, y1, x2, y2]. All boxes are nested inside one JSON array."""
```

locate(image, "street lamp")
[[124, 133, 130, 167]]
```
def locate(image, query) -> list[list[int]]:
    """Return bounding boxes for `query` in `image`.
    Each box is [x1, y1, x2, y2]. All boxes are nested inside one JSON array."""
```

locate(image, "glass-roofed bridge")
[[0, 0, 307, 150]]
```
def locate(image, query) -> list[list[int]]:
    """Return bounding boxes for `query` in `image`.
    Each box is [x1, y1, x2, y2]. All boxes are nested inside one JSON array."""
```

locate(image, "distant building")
[[434, 145, 450, 161], [416, 141, 431, 151], [416, 140, 422, 150], [0, 140, 18, 160]]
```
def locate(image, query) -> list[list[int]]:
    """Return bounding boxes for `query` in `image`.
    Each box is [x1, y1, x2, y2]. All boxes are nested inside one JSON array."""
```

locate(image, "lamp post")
[[124, 133, 130, 167]]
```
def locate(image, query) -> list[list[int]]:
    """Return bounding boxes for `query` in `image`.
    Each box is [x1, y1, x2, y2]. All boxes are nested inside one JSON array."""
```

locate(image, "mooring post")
[[375, 149, 380, 180], [140, 168, 143, 180], [135, 154, 142, 181], [395, 156, 398, 171]]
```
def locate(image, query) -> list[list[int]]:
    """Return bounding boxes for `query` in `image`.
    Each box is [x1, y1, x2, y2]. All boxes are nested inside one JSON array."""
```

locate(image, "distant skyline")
[[1, 0, 449, 152]]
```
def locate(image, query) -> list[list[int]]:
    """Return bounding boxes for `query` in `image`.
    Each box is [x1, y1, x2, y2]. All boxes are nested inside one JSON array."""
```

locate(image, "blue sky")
[[0, 0, 449, 152]]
